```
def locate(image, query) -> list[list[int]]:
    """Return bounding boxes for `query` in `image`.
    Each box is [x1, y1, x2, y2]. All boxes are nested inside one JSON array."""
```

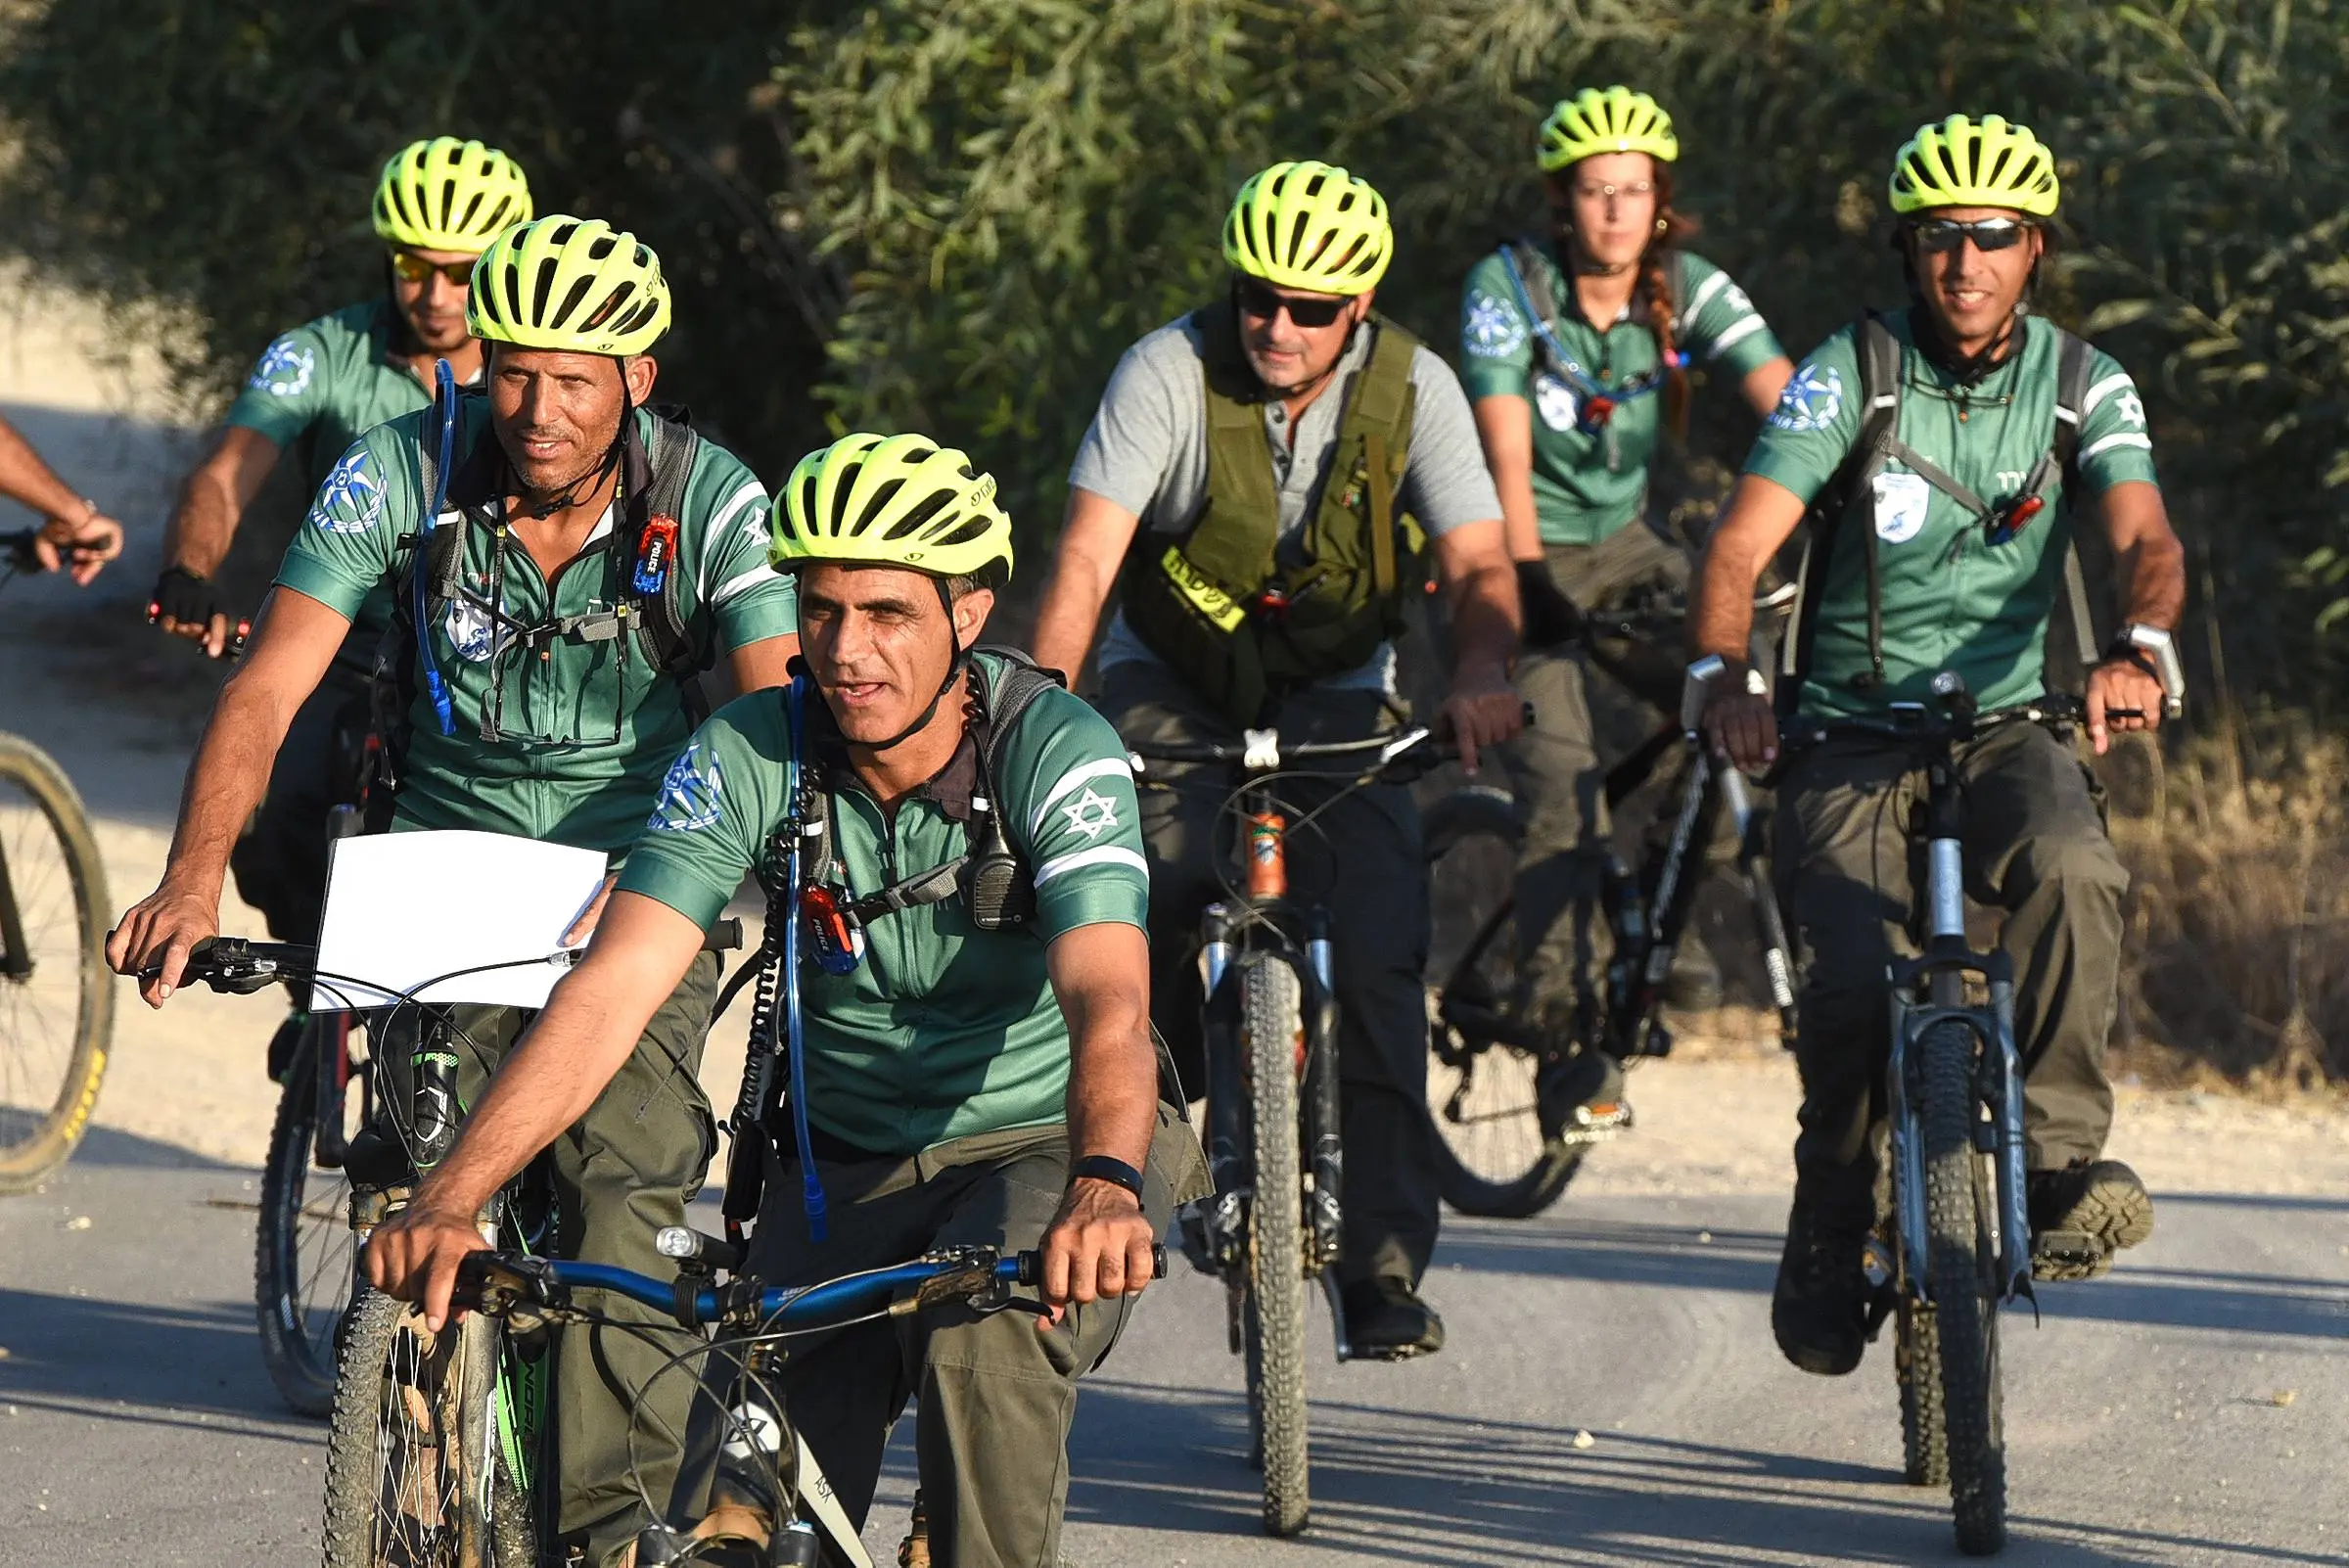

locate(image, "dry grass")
[[2102, 717, 2349, 1099]]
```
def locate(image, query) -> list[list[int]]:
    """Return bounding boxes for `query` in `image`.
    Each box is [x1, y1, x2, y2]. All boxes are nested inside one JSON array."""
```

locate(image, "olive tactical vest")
[[1121, 300, 1425, 726]]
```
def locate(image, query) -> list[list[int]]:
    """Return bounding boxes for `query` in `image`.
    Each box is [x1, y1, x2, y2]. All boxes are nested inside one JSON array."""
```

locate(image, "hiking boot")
[[1660, 940, 1725, 1013], [1341, 1278, 1447, 1360], [2028, 1159, 2154, 1281], [1772, 1195, 1870, 1376]]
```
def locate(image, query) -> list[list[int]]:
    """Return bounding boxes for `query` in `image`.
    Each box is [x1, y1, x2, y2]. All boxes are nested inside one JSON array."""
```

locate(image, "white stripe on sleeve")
[[2080, 432, 2153, 461], [696, 481, 770, 601], [1703, 315, 1770, 360], [711, 565, 780, 607], [1030, 758, 1136, 836], [2081, 373, 2136, 418], [1033, 845, 1148, 887], [1678, 269, 1729, 333]]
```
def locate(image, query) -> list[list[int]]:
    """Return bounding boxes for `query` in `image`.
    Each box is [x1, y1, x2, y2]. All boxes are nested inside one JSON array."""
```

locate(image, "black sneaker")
[[2028, 1159, 2154, 1281], [1341, 1278, 1446, 1360], [1772, 1196, 1870, 1376]]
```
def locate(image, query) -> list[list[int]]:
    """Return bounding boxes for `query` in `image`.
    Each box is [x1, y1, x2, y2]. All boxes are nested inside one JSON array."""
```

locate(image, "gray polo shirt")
[[1070, 312, 1500, 692]]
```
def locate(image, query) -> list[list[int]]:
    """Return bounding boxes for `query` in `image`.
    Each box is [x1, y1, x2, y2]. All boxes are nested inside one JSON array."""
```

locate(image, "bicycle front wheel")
[[1240, 956, 1310, 1538], [1918, 1018, 2005, 1555], [324, 1287, 533, 1568], [0, 732, 113, 1193], [1423, 788, 1583, 1218], [256, 1016, 369, 1417]]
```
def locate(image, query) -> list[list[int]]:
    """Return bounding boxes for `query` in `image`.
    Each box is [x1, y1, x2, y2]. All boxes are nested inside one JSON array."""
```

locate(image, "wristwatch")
[[1681, 654, 1770, 734], [2105, 623, 2186, 719]]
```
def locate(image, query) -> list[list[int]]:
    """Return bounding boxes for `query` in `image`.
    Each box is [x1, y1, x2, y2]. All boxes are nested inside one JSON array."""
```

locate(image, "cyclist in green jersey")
[[1688, 115, 2185, 1376], [110, 214, 799, 1562], [366, 435, 1205, 1568], [1460, 86, 1792, 1087], [155, 137, 532, 1000]]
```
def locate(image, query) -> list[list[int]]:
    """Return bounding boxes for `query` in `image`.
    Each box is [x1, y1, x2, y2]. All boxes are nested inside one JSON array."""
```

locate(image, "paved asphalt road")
[[4, 1135, 2345, 1567]]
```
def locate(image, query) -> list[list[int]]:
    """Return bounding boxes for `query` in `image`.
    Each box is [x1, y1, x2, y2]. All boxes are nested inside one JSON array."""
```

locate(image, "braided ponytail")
[[1642, 164, 1696, 438]]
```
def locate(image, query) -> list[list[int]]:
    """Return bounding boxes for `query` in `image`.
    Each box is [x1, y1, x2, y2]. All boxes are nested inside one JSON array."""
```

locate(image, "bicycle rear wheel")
[[324, 1287, 533, 1568], [1423, 789, 1583, 1218], [0, 733, 112, 1193], [256, 1015, 370, 1417], [1918, 1018, 2005, 1555], [1239, 956, 1310, 1538]]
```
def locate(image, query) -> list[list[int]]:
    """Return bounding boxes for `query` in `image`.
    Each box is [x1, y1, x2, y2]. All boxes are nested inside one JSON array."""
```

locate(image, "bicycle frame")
[[1881, 738, 2034, 1305], [1197, 775, 1349, 1354]]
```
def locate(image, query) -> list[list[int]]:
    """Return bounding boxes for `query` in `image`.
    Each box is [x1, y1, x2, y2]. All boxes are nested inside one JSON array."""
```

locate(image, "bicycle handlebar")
[[450, 1242, 1169, 1331], [1126, 705, 1533, 773], [1781, 692, 2089, 751], [131, 919, 747, 993]]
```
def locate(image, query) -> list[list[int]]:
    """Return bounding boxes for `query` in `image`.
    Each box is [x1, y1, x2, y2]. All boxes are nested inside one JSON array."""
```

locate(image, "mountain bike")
[[155, 926, 735, 1568], [1128, 720, 1462, 1538], [450, 1239, 1165, 1566], [1422, 689, 1797, 1219], [1781, 674, 2090, 1557], [0, 527, 115, 1193]]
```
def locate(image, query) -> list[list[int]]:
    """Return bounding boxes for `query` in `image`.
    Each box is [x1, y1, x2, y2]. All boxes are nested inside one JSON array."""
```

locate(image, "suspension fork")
[[1301, 911, 1343, 1270], [1614, 744, 1720, 1059], [1721, 767, 1798, 1039]]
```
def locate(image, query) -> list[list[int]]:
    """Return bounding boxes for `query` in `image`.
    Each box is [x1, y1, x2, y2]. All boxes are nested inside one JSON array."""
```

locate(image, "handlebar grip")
[[703, 918, 745, 952], [1012, 1244, 1169, 1287]]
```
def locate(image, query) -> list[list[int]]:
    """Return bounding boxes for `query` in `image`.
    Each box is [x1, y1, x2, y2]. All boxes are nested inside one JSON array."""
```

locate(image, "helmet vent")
[[855, 478, 907, 535], [885, 490, 949, 540], [551, 275, 595, 330], [530, 256, 562, 326]]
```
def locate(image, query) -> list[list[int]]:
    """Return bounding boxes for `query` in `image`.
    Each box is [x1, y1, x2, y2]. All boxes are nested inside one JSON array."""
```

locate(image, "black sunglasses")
[[391, 250, 477, 289], [1233, 275, 1351, 329], [1908, 216, 2030, 254]]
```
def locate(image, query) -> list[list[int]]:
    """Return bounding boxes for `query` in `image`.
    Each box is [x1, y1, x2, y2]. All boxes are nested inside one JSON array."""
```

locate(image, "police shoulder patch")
[[249, 334, 316, 398], [1463, 292, 1528, 360], [305, 446, 386, 535], [1767, 362, 1845, 434], [649, 741, 724, 833]]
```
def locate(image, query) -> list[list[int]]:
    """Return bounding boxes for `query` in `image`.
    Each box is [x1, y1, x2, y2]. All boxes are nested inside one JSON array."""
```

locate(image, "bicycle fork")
[[1884, 767, 2034, 1304]]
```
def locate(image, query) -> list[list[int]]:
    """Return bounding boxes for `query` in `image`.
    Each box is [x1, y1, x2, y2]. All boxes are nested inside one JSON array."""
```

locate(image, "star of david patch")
[[1062, 785, 1120, 841]]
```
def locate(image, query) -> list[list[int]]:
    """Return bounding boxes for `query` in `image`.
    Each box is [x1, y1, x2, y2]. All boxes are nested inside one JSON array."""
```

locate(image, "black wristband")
[[1070, 1154, 1144, 1201]]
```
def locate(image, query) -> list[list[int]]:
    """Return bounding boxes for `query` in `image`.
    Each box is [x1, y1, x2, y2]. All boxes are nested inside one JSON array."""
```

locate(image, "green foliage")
[[0, 0, 2343, 708]]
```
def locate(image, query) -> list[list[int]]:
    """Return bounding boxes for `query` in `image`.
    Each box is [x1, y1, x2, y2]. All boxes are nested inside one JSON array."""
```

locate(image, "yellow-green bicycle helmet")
[[466, 215, 671, 356], [1537, 87, 1679, 172], [772, 433, 1015, 582], [1888, 115, 2060, 217], [1221, 161, 1393, 296], [372, 137, 533, 254]]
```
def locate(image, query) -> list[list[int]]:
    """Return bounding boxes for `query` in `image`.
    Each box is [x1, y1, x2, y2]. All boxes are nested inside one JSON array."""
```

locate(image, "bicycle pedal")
[[1557, 1101, 1634, 1146], [2030, 1229, 2114, 1282]]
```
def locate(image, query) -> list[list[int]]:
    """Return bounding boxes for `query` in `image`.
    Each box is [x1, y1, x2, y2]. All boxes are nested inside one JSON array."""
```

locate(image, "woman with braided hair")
[[1458, 86, 1793, 1111]]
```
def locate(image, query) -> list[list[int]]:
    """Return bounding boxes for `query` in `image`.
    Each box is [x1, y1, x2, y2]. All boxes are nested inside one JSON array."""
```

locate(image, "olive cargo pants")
[[1503, 528, 1688, 1015], [1773, 719, 2127, 1235], [703, 1113, 1206, 1568], [1100, 658, 1441, 1288], [375, 950, 721, 1565]]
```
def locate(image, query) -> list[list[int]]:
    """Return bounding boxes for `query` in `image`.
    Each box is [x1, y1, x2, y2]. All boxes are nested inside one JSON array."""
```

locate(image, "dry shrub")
[[2104, 719, 2349, 1095]]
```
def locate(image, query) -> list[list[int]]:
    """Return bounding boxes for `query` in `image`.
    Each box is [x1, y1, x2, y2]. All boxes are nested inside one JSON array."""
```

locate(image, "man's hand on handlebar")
[[106, 881, 222, 1006], [1442, 660, 1525, 776], [149, 566, 241, 660], [1036, 1176, 1157, 1329], [1702, 688, 1780, 772], [2084, 655, 2163, 758], [366, 1201, 494, 1334], [32, 508, 125, 586]]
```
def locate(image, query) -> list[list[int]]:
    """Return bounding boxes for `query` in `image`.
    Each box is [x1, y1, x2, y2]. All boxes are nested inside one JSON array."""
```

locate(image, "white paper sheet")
[[312, 829, 612, 1010]]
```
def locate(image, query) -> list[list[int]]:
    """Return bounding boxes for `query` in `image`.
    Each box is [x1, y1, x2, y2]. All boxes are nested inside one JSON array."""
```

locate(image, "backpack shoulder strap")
[[1780, 312, 1904, 707], [625, 408, 711, 719], [2046, 323, 2101, 668], [969, 644, 1070, 798], [1498, 238, 1573, 381]]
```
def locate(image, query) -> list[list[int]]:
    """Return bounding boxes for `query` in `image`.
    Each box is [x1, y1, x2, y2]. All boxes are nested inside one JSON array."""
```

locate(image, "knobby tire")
[[1241, 957, 1311, 1537], [0, 733, 113, 1192], [324, 1287, 533, 1568], [255, 1018, 362, 1417], [1896, 1297, 1947, 1487], [1919, 1018, 2006, 1555]]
